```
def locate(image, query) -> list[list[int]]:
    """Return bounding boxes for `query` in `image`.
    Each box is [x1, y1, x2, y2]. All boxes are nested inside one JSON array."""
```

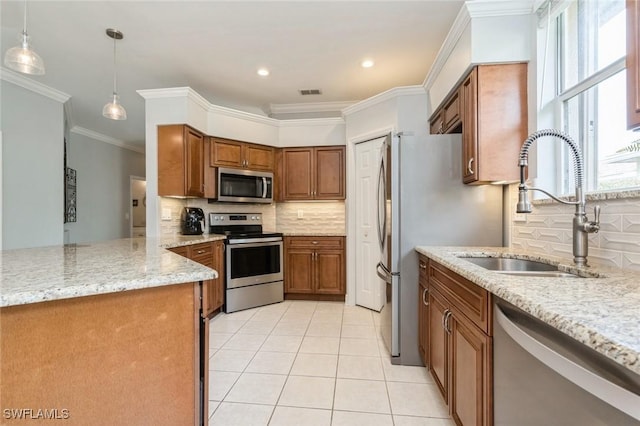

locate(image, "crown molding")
[[268, 101, 357, 115], [208, 103, 277, 126], [422, 0, 535, 91], [137, 87, 191, 100], [341, 86, 426, 117], [0, 67, 70, 103], [70, 126, 145, 154], [277, 117, 344, 128]]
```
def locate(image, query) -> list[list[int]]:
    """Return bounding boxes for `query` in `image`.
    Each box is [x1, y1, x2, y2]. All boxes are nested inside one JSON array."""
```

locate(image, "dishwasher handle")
[[495, 304, 640, 421]]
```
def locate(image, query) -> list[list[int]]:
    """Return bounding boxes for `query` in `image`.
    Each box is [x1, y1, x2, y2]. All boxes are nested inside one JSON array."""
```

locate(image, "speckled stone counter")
[[159, 233, 227, 249], [415, 246, 640, 375], [1, 237, 219, 308]]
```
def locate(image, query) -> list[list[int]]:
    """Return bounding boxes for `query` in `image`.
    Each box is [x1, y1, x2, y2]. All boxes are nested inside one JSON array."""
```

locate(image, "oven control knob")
[[252, 216, 258, 220]]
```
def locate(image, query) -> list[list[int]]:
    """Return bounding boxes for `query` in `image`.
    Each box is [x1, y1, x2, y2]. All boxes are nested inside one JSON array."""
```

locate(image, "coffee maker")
[[180, 207, 205, 235]]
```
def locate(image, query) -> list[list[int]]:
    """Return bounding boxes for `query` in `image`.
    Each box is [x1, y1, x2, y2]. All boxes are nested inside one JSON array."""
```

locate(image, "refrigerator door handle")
[[376, 261, 392, 283], [376, 156, 386, 250]]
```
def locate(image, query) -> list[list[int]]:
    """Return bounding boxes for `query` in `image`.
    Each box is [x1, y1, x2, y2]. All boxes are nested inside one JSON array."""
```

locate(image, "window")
[[554, 0, 638, 194]]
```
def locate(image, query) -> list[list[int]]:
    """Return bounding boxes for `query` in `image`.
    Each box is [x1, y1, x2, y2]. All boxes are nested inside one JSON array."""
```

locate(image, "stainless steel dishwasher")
[[494, 299, 640, 425]]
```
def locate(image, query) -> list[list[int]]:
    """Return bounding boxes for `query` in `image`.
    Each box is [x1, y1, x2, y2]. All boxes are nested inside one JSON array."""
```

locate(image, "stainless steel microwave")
[[217, 167, 273, 203]]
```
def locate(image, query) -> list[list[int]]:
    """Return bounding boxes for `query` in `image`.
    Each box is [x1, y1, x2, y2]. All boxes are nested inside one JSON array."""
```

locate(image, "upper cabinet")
[[628, 0, 640, 130], [211, 137, 275, 172], [431, 63, 527, 184], [278, 146, 345, 201], [158, 124, 205, 197]]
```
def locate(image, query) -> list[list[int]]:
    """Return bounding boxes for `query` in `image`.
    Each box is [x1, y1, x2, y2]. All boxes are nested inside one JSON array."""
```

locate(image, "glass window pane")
[[560, 0, 626, 90], [563, 70, 639, 192]]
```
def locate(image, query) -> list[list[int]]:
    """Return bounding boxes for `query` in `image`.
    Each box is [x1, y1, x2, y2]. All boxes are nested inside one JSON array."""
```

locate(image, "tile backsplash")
[[276, 202, 346, 234], [159, 198, 345, 236], [509, 185, 640, 270], [159, 198, 276, 236]]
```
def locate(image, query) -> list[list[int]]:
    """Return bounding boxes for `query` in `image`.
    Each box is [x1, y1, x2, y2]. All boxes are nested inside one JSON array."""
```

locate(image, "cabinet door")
[[212, 138, 244, 168], [204, 137, 217, 199], [451, 311, 492, 426], [462, 70, 478, 184], [443, 89, 461, 133], [185, 127, 205, 197], [212, 241, 225, 311], [430, 109, 444, 134], [314, 249, 344, 294], [428, 288, 449, 402], [285, 249, 314, 293], [245, 144, 275, 171], [418, 280, 429, 366], [283, 148, 314, 200], [315, 146, 345, 200], [628, 0, 640, 130]]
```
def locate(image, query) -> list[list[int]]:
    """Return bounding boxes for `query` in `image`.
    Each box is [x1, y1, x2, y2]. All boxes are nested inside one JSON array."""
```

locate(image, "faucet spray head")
[[516, 185, 532, 214]]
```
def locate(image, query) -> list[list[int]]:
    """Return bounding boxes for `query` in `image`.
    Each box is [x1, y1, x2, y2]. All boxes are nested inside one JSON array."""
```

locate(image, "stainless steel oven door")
[[226, 240, 283, 289]]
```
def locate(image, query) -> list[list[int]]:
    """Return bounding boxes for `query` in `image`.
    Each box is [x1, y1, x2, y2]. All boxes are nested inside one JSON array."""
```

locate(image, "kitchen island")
[[415, 246, 640, 375], [0, 237, 219, 425]]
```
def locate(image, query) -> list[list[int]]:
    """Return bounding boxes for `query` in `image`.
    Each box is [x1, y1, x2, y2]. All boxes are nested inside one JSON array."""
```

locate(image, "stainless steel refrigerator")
[[376, 132, 503, 366]]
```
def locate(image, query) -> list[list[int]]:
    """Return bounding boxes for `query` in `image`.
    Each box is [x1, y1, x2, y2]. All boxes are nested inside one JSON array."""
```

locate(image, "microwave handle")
[[262, 177, 267, 198]]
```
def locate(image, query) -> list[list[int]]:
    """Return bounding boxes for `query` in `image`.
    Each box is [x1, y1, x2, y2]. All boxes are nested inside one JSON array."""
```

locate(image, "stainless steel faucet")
[[516, 129, 601, 267]]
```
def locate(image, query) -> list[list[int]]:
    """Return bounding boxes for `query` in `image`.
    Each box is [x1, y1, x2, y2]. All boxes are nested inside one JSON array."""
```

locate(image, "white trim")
[[137, 87, 192, 100], [0, 67, 70, 103], [268, 101, 357, 115], [423, 0, 535, 91], [558, 57, 626, 102], [209, 103, 276, 126], [342, 86, 425, 116], [277, 117, 344, 127], [70, 126, 145, 154]]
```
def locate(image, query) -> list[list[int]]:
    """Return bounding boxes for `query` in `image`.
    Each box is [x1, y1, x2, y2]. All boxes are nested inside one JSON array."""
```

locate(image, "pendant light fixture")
[[102, 28, 127, 120], [4, 0, 45, 75]]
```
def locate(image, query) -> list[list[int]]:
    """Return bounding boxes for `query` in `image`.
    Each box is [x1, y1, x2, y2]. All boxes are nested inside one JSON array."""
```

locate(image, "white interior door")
[[355, 137, 386, 311]]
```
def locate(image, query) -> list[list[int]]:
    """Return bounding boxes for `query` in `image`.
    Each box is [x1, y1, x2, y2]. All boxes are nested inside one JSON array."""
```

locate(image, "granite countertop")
[[282, 232, 346, 237], [1, 237, 219, 308], [415, 246, 640, 376], [159, 233, 227, 248]]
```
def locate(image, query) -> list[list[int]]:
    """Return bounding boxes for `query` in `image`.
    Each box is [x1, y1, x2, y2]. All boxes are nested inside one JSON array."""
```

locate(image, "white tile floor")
[[208, 300, 454, 425]]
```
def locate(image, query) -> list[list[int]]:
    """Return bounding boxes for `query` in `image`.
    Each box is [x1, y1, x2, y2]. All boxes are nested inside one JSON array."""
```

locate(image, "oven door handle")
[[226, 239, 283, 247]]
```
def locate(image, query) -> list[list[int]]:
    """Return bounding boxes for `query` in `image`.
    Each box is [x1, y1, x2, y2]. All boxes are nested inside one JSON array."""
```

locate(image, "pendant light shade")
[[4, 1, 45, 75], [103, 28, 127, 121]]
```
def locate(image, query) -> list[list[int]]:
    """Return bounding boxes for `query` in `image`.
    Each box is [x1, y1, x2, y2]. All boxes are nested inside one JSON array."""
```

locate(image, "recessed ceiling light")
[[361, 59, 374, 68], [257, 68, 270, 77]]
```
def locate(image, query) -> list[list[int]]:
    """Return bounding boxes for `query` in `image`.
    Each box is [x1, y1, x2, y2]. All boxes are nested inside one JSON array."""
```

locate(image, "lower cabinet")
[[169, 240, 225, 316], [284, 236, 345, 298], [418, 255, 430, 366], [425, 260, 493, 426]]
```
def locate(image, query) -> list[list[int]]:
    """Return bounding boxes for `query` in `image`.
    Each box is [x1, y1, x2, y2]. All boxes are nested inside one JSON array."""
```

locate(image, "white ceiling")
[[1, 1, 465, 149]]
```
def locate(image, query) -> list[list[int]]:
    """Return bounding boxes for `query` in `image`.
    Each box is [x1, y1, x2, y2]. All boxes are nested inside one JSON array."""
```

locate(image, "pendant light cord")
[[112, 34, 118, 96]]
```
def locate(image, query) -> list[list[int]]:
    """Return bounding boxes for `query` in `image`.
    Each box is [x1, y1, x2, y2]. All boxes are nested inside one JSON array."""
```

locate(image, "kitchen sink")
[[460, 257, 580, 278]]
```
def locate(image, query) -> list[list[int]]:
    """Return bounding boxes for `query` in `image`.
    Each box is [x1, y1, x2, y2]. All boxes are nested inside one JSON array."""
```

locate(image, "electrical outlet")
[[297, 209, 304, 219], [161, 208, 172, 221], [513, 213, 527, 223]]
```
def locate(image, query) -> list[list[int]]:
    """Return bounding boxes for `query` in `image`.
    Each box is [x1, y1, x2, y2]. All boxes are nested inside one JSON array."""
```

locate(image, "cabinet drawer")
[[189, 242, 214, 265], [168, 246, 189, 257], [418, 255, 429, 282], [285, 236, 344, 249], [429, 261, 491, 334]]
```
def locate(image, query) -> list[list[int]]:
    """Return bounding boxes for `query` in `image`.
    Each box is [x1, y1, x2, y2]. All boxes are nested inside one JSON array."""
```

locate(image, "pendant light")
[[4, 0, 45, 75], [102, 28, 127, 120]]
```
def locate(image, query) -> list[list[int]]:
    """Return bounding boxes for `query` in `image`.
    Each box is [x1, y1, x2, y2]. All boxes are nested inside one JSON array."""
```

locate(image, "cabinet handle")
[[419, 262, 426, 270], [422, 287, 429, 306], [441, 309, 448, 331], [444, 311, 453, 334], [196, 249, 206, 254], [467, 157, 474, 175], [312, 241, 318, 245]]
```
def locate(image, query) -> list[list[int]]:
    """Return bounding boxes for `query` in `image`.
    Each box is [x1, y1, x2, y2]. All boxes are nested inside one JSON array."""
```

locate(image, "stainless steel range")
[[209, 213, 283, 313]]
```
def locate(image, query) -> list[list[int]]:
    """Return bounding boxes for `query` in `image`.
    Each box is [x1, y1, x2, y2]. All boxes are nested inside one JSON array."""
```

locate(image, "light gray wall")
[[1, 82, 64, 249], [63, 132, 144, 244]]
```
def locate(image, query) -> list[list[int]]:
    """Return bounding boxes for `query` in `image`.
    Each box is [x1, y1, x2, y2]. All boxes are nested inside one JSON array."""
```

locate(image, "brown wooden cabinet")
[[280, 146, 345, 201], [158, 125, 205, 197], [211, 137, 275, 172], [426, 260, 493, 426], [429, 63, 527, 184], [628, 0, 640, 130], [169, 240, 225, 316], [284, 236, 345, 298], [418, 255, 430, 366], [461, 64, 527, 184]]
